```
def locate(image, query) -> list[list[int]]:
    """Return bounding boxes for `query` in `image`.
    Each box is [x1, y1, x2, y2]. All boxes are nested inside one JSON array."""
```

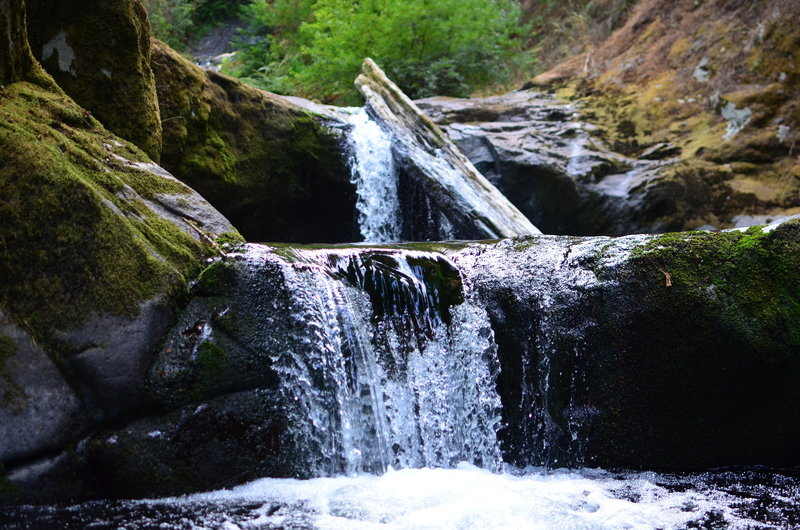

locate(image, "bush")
[[226, 0, 532, 104], [143, 0, 248, 51], [143, 0, 197, 50]]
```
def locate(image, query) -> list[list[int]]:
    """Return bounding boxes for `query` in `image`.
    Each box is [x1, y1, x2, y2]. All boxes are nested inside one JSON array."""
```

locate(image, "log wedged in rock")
[[355, 58, 540, 240]]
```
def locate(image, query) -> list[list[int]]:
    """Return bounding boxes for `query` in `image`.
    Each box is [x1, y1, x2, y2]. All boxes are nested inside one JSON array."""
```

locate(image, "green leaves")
[[226, 0, 532, 104]]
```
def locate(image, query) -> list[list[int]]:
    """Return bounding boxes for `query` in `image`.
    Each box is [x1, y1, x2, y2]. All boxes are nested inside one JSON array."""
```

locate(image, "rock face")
[[418, 91, 673, 235], [150, 40, 359, 243], [7, 220, 797, 501], [356, 59, 540, 239], [418, 89, 800, 236], [520, 0, 800, 234], [25, 0, 163, 161], [0, 63, 236, 485]]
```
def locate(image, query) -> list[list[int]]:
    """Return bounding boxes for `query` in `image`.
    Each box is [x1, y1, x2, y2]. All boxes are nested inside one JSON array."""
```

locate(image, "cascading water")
[[345, 108, 403, 243], [248, 245, 504, 476]]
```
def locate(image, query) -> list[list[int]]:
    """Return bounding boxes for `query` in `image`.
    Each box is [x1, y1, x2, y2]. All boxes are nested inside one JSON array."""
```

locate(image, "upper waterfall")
[[345, 108, 403, 242], [351, 58, 540, 241]]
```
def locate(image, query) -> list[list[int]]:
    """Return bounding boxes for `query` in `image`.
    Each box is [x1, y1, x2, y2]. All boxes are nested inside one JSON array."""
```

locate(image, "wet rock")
[[449, 219, 800, 469], [78, 389, 305, 499]]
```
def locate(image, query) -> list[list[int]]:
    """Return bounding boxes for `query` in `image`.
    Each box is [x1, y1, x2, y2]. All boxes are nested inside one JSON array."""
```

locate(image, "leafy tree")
[[227, 0, 531, 104]]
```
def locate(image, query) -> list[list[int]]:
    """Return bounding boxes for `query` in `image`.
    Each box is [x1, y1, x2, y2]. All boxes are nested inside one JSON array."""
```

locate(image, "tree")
[[228, 0, 531, 104]]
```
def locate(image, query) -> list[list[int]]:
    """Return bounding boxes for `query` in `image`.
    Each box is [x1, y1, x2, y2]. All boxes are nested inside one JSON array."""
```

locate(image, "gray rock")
[[417, 91, 676, 235], [0, 314, 87, 463], [56, 297, 173, 418]]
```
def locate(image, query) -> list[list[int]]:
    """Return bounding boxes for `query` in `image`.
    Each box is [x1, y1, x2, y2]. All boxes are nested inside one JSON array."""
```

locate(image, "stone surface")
[[0, 61, 234, 477], [25, 0, 163, 160], [0, 314, 86, 464], [150, 40, 358, 244], [417, 91, 679, 236]]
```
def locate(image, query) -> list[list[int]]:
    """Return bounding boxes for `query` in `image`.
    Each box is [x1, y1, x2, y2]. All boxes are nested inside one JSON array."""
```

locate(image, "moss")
[[0, 335, 26, 413], [151, 41, 358, 243], [632, 221, 800, 352], [0, 463, 20, 498], [0, 80, 214, 352], [25, 0, 163, 160], [194, 260, 236, 297], [191, 340, 228, 401]]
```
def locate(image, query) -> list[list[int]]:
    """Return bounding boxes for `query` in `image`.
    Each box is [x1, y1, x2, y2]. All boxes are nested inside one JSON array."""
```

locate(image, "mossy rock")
[[25, 0, 162, 160], [0, 70, 237, 436], [584, 221, 800, 468], [150, 40, 359, 243]]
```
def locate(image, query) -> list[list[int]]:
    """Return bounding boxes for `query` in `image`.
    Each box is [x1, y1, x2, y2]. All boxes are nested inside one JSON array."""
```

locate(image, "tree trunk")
[[0, 0, 35, 84]]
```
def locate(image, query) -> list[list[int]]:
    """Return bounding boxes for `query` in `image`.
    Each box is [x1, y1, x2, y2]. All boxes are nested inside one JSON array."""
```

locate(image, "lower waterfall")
[[251, 245, 503, 475]]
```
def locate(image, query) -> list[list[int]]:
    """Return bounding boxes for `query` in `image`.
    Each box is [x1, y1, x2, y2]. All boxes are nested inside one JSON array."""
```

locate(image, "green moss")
[[191, 340, 228, 401], [151, 42, 356, 243], [0, 80, 214, 352], [0, 335, 26, 414], [0, 463, 20, 498], [195, 260, 236, 296], [25, 0, 163, 160], [632, 220, 800, 353]]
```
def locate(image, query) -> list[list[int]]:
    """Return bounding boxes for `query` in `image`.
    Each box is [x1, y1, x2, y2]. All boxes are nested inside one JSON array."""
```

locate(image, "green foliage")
[[143, 0, 248, 51], [143, 0, 197, 50], [226, 0, 531, 104]]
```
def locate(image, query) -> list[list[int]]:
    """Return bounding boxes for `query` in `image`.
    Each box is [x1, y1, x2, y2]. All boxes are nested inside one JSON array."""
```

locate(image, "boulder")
[[451, 220, 800, 469], [416, 91, 702, 236], [25, 0, 163, 161], [0, 61, 236, 477], [150, 40, 359, 243]]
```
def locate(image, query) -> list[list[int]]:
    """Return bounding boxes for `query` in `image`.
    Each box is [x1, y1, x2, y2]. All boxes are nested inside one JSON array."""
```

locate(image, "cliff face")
[[527, 0, 800, 231]]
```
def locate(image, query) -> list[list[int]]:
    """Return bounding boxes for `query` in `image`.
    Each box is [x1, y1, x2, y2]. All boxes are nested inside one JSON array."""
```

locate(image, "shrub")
[[226, 0, 532, 104]]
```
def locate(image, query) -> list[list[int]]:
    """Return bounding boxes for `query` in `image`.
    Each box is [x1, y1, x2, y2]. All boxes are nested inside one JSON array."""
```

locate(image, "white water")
[[157, 464, 758, 529], [252, 245, 503, 475], [346, 108, 403, 242]]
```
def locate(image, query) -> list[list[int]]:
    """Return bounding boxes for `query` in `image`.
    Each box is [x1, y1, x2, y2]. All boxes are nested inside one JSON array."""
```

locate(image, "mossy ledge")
[[0, 80, 217, 339]]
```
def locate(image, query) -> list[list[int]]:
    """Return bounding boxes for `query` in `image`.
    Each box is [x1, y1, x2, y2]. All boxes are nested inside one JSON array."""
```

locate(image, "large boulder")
[[451, 220, 800, 469], [25, 0, 163, 161], [0, 57, 236, 486], [150, 40, 359, 243]]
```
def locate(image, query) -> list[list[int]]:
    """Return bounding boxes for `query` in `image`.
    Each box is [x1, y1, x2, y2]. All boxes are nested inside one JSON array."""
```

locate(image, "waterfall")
[[249, 245, 504, 475], [345, 108, 403, 243]]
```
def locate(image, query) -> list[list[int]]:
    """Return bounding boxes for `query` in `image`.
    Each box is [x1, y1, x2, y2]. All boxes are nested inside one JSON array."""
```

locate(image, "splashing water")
[[346, 108, 403, 242], [251, 245, 504, 476]]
